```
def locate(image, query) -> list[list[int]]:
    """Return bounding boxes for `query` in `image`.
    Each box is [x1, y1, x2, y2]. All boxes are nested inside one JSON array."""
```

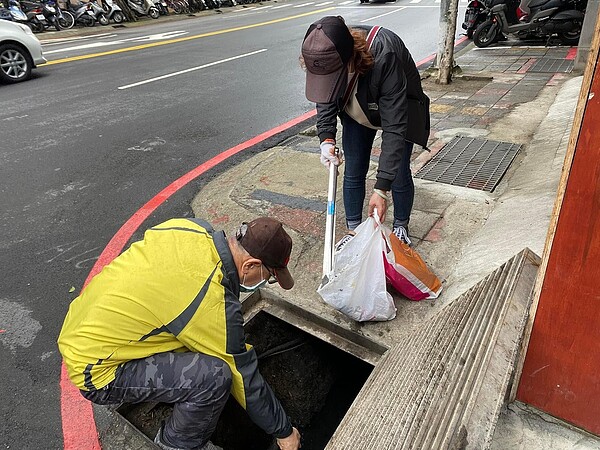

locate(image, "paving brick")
[[430, 103, 455, 113], [461, 106, 490, 116], [268, 204, 323, 238]]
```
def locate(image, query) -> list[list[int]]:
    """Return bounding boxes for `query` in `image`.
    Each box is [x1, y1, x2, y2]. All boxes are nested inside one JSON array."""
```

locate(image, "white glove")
[[320, 139, 342, 168]]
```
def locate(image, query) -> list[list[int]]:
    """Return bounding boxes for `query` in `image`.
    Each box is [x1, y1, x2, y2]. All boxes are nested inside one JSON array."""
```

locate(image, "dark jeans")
[[341, 113, 415, 229], [81, 352, 232, 449]]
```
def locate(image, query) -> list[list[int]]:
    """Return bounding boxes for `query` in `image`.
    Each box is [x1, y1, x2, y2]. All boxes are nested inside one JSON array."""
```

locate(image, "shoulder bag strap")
[[341, 25, 381, 109]]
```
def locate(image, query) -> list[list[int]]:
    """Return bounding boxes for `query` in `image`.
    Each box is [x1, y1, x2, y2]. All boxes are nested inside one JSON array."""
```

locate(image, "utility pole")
[[436, 0, 460, 84]]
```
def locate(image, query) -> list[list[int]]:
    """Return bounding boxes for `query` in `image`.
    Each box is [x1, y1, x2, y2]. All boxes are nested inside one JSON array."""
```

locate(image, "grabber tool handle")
[[322, 148, 339, 280]]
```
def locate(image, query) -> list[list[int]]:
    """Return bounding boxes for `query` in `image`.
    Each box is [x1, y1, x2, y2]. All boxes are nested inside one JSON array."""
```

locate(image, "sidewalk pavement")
[[190, 42, 600, 449]]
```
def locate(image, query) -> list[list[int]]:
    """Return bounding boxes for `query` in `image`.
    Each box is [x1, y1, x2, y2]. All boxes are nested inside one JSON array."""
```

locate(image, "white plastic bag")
[[317, 216, 396, 322]]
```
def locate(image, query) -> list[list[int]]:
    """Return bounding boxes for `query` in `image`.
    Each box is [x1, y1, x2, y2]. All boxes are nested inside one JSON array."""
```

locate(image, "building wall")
[[516, 60, 600, 435]]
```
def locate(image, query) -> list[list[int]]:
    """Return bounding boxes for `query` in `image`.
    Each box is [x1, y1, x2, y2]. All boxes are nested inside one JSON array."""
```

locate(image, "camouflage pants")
[[82, 352, 232, 449]]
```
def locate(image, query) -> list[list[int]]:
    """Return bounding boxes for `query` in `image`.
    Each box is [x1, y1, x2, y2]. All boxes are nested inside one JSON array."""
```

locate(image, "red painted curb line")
[[415, 36, 469, 68], [60, 109, 316, 450], [566, 47, 577, 60]]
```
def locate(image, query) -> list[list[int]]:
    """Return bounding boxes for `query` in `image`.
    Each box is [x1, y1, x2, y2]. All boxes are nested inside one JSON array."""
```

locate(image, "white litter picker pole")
[[322, 149, 339, 281]]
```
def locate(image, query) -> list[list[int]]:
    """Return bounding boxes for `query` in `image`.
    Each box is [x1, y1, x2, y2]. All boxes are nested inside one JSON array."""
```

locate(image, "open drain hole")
[[117, 311, 373, 449]]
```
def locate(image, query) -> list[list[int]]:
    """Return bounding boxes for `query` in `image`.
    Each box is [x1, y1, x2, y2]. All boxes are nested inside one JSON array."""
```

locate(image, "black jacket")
[[316, 26, 427, 191]]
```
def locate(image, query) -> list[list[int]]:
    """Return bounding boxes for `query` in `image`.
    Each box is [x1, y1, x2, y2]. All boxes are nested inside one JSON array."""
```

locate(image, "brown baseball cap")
[[302, 16, 354, 103], [237, 218, 294, 290]]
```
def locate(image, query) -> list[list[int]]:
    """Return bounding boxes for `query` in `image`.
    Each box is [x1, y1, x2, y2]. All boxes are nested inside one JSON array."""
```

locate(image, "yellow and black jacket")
[[57, 218, 292, 438]]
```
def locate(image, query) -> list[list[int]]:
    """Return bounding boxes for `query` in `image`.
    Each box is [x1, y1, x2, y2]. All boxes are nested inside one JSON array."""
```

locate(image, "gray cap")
[[302, 16, 354, 103]]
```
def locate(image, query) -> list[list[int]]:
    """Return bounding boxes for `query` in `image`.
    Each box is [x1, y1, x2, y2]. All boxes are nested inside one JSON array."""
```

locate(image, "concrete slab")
[[492, 402, 600, 450]]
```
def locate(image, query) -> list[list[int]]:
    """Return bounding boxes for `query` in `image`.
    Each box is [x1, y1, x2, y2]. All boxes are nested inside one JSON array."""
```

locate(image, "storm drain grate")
[[415, 136, 521, 191], [528, 58, 574, 73]]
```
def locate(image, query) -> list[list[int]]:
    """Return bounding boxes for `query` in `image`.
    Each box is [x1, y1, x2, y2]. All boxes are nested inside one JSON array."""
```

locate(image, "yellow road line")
[[45, 7, 335, 66]]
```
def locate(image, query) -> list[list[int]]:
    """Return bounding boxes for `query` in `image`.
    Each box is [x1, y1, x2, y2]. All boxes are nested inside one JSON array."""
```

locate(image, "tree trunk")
[[436, 0, 460, 84], [115, 0, 137, 21]]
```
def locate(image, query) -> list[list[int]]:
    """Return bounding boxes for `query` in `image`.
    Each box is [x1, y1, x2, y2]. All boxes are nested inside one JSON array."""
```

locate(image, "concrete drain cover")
[[528, 58, 574, 73], [415, 136, 521, 191]]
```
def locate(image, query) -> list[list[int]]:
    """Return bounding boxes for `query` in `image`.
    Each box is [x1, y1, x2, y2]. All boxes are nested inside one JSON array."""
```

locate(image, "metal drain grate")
[[528, 58, 574, 73], [415, 136, 521, 191]]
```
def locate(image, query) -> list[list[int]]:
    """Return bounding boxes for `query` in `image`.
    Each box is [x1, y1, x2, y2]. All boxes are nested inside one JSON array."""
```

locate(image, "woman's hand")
[[368, 191, 388, 222]]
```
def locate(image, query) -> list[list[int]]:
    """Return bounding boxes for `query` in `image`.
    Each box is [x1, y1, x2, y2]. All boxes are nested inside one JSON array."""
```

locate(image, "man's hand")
[[368, 191, 388, 223], [320, 139, 342, 168], [277, 427, 301, 450]]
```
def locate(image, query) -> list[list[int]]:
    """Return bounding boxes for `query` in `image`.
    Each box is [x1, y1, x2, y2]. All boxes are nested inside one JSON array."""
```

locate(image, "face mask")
[[240, 266, 267, 293]]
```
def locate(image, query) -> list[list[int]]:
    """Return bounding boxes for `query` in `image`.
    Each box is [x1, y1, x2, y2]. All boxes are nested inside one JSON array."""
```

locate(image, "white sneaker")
[[392, 225, 412, 246], [335, 233, 355, 252]]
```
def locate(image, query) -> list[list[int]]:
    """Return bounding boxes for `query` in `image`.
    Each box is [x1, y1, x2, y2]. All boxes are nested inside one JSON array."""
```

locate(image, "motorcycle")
[[102, 0, 124, 23], [44, 0, 74, 29], [462, 0, 487, 38], [22, 0, 63, 30], [463, 0, 523, 39], [126, 0, 159, 19], [474, 0, 586, 46], [65, 0, 95, 26], [164, 0, 187, 13], [20, 1, 53, 32], [150, 0, 168, 15], [86, 0, 109, 24], [1, 0, 30, 28]]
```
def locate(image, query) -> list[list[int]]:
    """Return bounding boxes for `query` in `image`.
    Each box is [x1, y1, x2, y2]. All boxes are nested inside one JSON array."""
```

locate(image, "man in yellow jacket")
[[58, 217, 301, 450]]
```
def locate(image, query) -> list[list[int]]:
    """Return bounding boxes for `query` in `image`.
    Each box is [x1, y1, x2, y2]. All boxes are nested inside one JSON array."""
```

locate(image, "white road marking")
[[410, 0, 422, 3], [234, 6, 254, 10], [118, 49, 268, 90], [339, 0, 354, 4], [315, 1, 333, 4], [271, 3, 290, 8], [43, 31, 189, 55], [252, 4, 273, 8], [293, 2, 315, 7], [360, 6, 406, 21], [340, 4, 438, 6], [40, 33, 116, 45]]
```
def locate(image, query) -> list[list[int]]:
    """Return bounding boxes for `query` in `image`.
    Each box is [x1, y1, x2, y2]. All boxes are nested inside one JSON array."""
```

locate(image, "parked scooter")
[[20, 0, 52, 32], [149, 0, 168, 14], [86, 0, 109, 24], [1, 0, 30, 28], [21, 0, 63, 30], [44, 0, 74, 29], [126, 0, 159, 18], [463, 0, 523, 38], [462, 0, 488, 38], [473, 0, 586, 46], [65, 0, 95, 26], [102, 0, 124, 23]]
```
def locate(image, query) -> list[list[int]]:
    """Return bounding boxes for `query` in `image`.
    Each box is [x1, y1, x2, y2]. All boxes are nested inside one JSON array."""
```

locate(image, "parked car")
[[0, 18, 46, 83]]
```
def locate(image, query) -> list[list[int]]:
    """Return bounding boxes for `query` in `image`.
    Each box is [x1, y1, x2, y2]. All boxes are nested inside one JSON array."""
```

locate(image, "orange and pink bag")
[[382, 226, 442, 301]]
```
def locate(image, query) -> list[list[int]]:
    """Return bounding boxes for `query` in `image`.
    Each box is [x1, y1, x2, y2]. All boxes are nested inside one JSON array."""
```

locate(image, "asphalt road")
[[0, 1, 465, 447]]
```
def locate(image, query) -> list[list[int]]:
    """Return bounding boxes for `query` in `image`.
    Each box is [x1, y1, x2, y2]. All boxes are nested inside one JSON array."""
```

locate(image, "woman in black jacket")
[[301, 16, 429, 247]]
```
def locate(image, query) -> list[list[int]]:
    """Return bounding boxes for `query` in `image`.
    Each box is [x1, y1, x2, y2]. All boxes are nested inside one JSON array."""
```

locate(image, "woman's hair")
[[298, 27, 375, 75], [350, 28, 374, 75]]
